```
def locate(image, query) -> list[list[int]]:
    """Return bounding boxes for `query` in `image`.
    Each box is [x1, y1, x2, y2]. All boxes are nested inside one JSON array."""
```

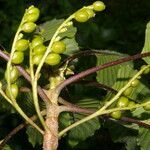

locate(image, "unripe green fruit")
[[33, 44, 46, 55], [93, 1, 106, 12], [31, 36, 44, 48], [15, 39, 29, 51], [6, 84, 18, 99], [33, 54, 43, 65], [85, 9, 95, 18], [0, 81, 2, 89], [143, 104, 150, 111], [141, 65, 150, 75], [51, 41, 66, 54], [5, 67, 19, 83], [22, 22, 36, 33], [27, 7, 40, 15], [75, 10, 89, 23], [24, 13, 39, 23], [143, 99, 150, 111], [12, 52, 24, 64], [110, 111, 121, 119], [117, 97, 129, 107], [123, 87, 133, 96], [128, 101, 136, 108], [131, 79, 140, 87], [45, 53, 61, 66]]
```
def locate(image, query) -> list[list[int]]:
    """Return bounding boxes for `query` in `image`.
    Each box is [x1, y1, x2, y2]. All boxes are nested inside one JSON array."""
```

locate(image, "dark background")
[[0, 0, 150, 149], [1, 0, 150, 54]]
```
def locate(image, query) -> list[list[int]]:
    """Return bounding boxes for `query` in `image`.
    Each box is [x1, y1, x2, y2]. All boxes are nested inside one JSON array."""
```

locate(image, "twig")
[[56, 52, 150, 93], [61, 49, 123, 65], [0, 49, 50, 103], [120, 117, 150, 128]]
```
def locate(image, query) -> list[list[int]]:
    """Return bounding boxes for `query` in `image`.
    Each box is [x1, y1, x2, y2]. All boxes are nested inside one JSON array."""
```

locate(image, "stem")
[[0, 49, 50, 102], [3, 10, 43, 134], [58, 65, 150, 136], [0, 89, 44, 134], [59, 100, 150, 137], [98, 65, 150, 112], [0, 90, 13, 104], [56, 52, 150, 93], [0, 110, 46, 149], [0, 49, 150, 106], [29, 45, 48, 131], [120, 117, 150, 128], [61, 49, 123, 65], [43, 105, 59, 150]]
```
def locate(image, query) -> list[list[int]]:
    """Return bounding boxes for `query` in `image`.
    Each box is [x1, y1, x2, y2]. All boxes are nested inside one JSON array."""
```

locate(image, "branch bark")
[[56, 52, 150, 93]]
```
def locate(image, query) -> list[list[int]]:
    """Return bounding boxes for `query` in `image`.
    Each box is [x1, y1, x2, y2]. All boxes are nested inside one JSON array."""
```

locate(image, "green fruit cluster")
[[12, 6, 40, 65], [111, 65, 150, 119], [6, 6, 40, 99], [74, 1, 105, 23], [31, 36, 66, 66]]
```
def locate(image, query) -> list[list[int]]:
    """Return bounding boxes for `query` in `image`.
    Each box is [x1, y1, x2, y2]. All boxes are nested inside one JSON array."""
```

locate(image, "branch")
[[0, 49, 50, 103], [56, 52, 150, 93], [61, 49, 123, 65], [120, 117, 150, 128], [59, 97, 95, 114]]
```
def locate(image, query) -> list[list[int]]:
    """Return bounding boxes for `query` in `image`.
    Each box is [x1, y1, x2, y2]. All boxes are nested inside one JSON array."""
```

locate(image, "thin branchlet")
[[56, 52, 150, 93]]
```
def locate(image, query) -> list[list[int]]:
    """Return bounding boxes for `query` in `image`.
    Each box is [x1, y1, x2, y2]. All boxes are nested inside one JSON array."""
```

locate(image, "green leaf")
[[96, 53, 133, 87], [104, 65, 135, 102], [105, 120, 139, 150], [68, 98, 101, 142], [17, 92, 36, 116], [38, 19, 77, 42], [142, 21, 150, 64], [63, 38, 79, 55], [105, 65, 150, 102], [26, 126, 43, 147], [2, 145, 13, 150], [137, 128, 150, 150]]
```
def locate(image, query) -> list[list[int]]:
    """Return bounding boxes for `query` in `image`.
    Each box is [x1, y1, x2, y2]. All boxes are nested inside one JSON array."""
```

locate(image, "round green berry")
[[5, 66, 19, 83], [24, 13, 39, 23], [33, 44, 46, 55], [45, 53, 61, 66], [51, 41, 66, 54], [141, 65, 150, 75], [143, 104, 150, 111], [6, 84, 18, 99], [33, 54, 43, 65], [12, 52, 24, 64], [0, 81, 2, 89], [22, 22, 36, 33], [74, 10, 89, 23], [123, 87, 133, 96], [27, 7, 40, 15], [131, 79, 140, 87], [128, 101, 136, 108], [110, 111, 122, 119], [93, 1, 106, 12], [117, 96, 129, 108], [31, 36, 44, 48], [15, 39, 29, 51], [143, 99, 150, 111], [85, 9, 95, 18]]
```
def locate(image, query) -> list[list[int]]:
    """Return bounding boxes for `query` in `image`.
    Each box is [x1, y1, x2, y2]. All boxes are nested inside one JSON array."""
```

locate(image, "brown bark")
[[43, 105, 59, 150]]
